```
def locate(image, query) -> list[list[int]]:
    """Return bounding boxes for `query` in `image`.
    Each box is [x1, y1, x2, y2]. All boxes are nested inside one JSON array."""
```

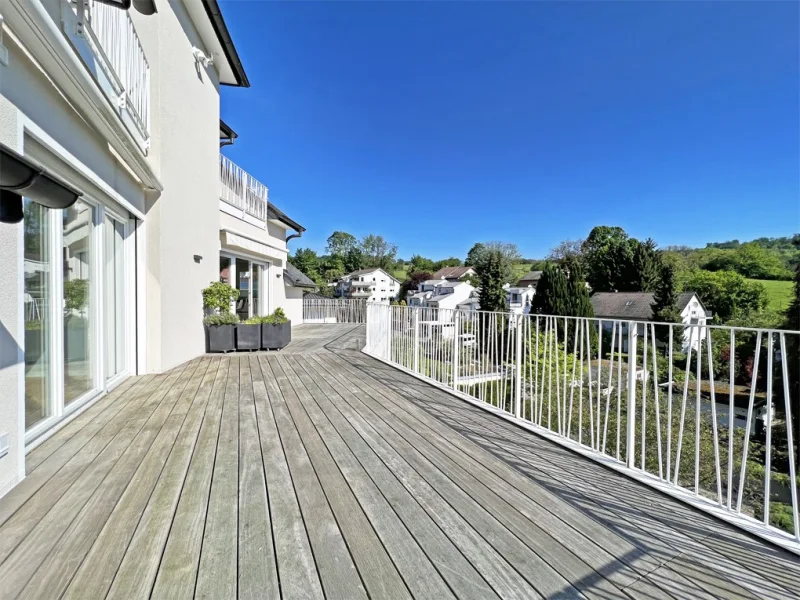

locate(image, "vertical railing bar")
[[728, 328, 735, 510], [736, 331, 762, 513], [641, 324, 648, 471], [779, 332, 800, 541], [764, 332, 773, 525], [704, 326, 723, 504], [673, 326, 695, 485], [651, 324, 664, 479]]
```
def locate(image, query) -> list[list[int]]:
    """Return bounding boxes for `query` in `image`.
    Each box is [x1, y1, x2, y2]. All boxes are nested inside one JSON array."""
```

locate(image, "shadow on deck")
[[0, 325, 798, 599]]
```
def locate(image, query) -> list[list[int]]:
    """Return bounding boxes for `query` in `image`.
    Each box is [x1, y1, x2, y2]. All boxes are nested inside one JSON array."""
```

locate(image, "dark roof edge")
[[268, 204, 305, 233], [201, 0, 250, 88], [220, 119, 237, 139]]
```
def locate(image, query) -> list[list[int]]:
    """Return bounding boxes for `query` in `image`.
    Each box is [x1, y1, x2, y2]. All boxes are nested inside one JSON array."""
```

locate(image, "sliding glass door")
[[23, 200, 51, 430], [24, 197, 131, 439], [221, 254, 268, 319], [104, 216, 126, 381], [63, 201, 96, 405]]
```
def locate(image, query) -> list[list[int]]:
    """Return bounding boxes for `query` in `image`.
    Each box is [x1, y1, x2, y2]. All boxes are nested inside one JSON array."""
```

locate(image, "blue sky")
[[220, 1, 799, 260]]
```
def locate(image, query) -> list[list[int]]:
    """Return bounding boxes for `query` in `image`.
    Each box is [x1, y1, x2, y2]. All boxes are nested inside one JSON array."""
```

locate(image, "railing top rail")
[[373, 303, 800, 335]]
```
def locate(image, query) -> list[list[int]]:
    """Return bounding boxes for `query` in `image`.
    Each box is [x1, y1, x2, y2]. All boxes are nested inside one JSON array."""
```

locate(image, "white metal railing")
[[72, 0, 151, 144], [304, 298, 367, 324], [219, 154, 268, 221], [365, 302, 800, 553]]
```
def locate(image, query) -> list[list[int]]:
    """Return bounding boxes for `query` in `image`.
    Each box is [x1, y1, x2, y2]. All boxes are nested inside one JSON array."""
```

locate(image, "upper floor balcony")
[[63, 0, 151, 151], [219, 153, 268, 223]]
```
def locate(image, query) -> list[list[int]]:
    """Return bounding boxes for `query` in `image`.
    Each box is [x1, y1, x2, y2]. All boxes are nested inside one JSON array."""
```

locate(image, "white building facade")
[[336, 268, 399, 303], [0, 0, 305, 497]]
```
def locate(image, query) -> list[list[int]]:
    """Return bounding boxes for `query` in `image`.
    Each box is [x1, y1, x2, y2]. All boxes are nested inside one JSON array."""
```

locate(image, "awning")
[[0, 143, 83, 224], [220, 230, 287, 263]]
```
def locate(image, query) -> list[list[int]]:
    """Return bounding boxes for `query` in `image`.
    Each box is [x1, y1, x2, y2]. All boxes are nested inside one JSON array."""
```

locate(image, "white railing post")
[[387, 304, 394, 364], [626, 321, 637, 469], [514, 314, 523, 419], [451, 311, 460, 390], [413, 309, 420, 374]]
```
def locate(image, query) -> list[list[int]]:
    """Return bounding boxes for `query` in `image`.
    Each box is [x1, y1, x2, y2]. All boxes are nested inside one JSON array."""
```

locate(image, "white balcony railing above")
[[219, 154, 269, 222], [64, 0, 151, 149]]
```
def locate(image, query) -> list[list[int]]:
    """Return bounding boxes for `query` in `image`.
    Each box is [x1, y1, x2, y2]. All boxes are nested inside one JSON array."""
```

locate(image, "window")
[[24, 200, 51, 429], [63, 200, 96, 406], [625, 301, 633, 306]]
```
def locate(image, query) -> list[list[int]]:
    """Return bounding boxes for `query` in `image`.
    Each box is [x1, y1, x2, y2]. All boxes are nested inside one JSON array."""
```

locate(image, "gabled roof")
[[589, 291, 706, 321], [432, 266, 475, 280], [284, 262, 316, 289], [519, 271, 543, 282], [590, 292, 655, 320]]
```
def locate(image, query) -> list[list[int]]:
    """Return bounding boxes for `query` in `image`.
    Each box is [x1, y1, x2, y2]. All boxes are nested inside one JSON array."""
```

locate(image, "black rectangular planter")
[[206, 324, 236, 353], [261, 321, 291, 350], [236, 324, 261, 351]]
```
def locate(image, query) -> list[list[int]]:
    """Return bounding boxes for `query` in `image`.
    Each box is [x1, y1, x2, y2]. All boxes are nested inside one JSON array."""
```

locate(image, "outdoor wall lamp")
[[94, 0, 158, 16], [0, 143, 83, 224]]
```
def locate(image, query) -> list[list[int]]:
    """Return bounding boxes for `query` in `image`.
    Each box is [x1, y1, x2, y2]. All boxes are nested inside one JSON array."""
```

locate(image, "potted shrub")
[[202, 281, 239, 353], [237, 316, 262, 351], [260, 308, 291, 350]]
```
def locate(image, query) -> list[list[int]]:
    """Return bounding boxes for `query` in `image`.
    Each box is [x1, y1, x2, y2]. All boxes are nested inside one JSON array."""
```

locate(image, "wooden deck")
[[1, 324, 799, 599]]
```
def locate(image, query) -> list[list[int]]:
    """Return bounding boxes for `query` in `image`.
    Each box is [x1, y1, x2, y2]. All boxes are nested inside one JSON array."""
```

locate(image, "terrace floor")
[[1, 324, 799, 599]]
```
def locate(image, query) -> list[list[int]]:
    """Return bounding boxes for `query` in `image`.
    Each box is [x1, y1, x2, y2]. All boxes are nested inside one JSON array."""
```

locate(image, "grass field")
[[748, 278, 793, 312]]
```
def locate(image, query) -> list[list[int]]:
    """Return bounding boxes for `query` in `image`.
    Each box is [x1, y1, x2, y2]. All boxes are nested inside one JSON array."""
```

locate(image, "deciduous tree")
[[361, 234, 397, 270]]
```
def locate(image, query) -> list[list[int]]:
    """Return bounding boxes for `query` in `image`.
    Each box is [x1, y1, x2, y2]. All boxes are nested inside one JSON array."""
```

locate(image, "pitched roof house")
[[518, 271, 543, 288], [589, 292, 709, 322], [432, 266, 476, 281]]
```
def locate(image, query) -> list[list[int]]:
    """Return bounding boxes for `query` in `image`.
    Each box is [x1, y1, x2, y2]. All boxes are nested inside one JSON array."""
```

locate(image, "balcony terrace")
[[0, 321, 798, 598]]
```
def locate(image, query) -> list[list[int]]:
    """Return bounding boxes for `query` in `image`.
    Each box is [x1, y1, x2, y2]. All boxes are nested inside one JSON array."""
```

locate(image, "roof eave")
[[201, 0, 250, 88]]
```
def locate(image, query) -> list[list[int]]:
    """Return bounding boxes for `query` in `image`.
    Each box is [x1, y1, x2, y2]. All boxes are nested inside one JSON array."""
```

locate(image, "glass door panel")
[[23, 200, 51, 429], [63, 200, 95, 405], [104, 216, 125, 380], [252, 264, 260, 316], [235, 257, 250, 320]]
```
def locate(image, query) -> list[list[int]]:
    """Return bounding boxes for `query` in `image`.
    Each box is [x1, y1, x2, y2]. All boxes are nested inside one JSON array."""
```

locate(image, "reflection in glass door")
[[104, 216, 126, 381], [62, 200, 95, 405], [23, 200, 51, 429], [236, 258, 250, 320]]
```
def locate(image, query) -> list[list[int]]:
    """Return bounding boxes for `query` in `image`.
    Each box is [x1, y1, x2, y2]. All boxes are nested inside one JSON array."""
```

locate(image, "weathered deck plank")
[[150, 357, 229, 599], [1, 325, 797, 600], [273, 355, 412, 600], [194, 356, 241, 600], [252, 354, 325, 600], [262, 358, 368, 600], [236, 355, 280, 600]]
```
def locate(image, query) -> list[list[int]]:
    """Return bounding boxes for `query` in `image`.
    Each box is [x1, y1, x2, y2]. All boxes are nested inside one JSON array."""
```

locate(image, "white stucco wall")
[[132, 2, 224, 373], [283, 286, 305, 326], [0, 93, 23, 495]]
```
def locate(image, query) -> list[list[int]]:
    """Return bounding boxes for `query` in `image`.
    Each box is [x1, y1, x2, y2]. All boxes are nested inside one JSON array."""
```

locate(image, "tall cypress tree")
[[475, 249, 507, 313], [531, 263, 570, 316], [652, 263, 682, 346]]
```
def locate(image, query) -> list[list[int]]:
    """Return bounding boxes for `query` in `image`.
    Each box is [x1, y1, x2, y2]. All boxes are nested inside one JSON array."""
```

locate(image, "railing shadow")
[[341, 349, 800, 599]]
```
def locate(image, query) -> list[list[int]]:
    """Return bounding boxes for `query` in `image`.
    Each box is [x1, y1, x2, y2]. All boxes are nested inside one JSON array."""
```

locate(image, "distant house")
[[335, 268, 400, 303], [507, 286, 536, 314], [589, 291, 710, 351], [432, 266, 476, 281], [518, 270, 543, 288]]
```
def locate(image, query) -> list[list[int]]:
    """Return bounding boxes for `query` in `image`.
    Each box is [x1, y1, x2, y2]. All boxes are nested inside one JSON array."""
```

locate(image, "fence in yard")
[[365, 302, 800, 553], [303, 298, 367, 324]]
